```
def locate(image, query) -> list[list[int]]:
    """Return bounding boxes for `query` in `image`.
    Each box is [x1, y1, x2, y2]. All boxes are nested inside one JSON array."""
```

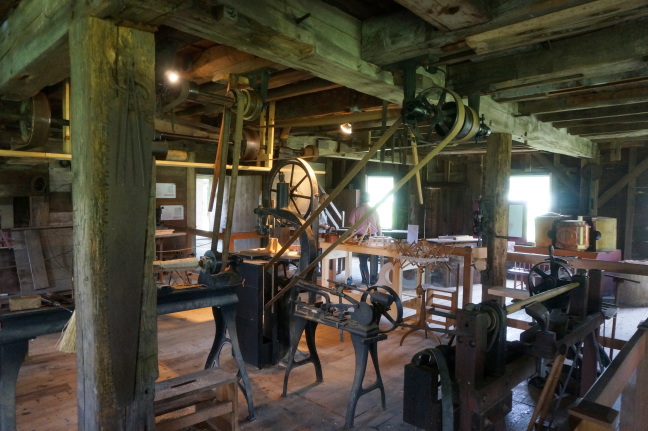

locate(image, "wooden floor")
[[16, 307, 574, 431]]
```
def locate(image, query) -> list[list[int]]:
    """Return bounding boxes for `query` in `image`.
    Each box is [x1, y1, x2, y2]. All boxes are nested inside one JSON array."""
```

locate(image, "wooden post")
[[70, 17, 157, 430], [624, 147, 636, 259], [481, 133, 511, 303], [186, 152, 197, 253]]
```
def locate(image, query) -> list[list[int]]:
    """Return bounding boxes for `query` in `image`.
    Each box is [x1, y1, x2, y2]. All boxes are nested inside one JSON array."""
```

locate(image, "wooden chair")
[[425, 264, 460, 330]]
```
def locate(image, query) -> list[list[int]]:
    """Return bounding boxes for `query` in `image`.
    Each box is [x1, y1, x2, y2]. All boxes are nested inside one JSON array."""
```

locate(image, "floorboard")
[[14, 293, 643, 431]]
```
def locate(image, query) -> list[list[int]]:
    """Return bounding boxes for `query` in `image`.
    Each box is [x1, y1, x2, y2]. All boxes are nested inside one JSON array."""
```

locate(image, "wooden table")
[[319, 242, 486, 305]]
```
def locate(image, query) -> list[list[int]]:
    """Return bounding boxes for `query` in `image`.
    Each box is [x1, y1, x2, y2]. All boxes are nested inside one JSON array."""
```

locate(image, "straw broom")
[[56, 310, 77, 353]]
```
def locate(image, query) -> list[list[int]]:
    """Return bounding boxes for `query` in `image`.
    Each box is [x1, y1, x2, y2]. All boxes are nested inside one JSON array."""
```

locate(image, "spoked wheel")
[[360, 285, 403, 333], [527, 246, 573, 310], [263, 158, 318, 219]]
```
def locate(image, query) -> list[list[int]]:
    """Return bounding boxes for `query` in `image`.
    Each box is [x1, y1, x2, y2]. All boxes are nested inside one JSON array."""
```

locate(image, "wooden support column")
[[580, 148, 600, 216], [70, 17, 157, 430], [481, 133, 511, 303], [186, 152, 197, 253], [624, 147, 637, 259]]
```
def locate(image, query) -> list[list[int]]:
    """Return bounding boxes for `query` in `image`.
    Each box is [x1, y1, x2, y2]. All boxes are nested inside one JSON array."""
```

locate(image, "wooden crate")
[[155, 368, 238, 431]]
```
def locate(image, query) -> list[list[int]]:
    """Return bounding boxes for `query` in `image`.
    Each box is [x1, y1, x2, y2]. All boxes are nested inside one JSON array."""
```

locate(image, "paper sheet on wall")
[[160, 205, 184, 221], [156, 183, 176, 198], [407, 224, 419, 244]]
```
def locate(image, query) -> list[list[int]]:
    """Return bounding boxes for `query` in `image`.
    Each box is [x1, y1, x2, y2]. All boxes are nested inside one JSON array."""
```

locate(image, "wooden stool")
[[155, 368, 239, 431]]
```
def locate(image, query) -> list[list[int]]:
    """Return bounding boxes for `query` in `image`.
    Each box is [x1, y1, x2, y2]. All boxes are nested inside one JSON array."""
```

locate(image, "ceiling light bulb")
[[340, 122, 352, 134], [166, 70, 180, 84]]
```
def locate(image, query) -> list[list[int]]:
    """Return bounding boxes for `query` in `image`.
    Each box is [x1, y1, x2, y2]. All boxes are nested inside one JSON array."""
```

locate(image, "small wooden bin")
[[154, 368, 239, 431]]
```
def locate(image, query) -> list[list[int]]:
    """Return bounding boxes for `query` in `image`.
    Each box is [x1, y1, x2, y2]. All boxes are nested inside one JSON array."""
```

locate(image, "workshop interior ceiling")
[[1, 0, 647, 157]]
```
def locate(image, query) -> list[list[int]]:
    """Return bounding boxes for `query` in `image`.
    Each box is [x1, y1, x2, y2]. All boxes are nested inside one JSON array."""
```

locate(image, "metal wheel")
[[360, 285, 403, 333], [527, 246, 573, 310], [18, 92, 51, 149], [263, 158, 318, 219]]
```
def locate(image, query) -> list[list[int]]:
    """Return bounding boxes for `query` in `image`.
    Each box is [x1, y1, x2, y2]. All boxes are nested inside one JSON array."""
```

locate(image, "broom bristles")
[[56, 310, 77, 353]]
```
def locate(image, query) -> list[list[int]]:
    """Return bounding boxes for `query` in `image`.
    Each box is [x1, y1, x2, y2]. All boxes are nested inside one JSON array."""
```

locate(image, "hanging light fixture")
[[340, 122, 353, 134]]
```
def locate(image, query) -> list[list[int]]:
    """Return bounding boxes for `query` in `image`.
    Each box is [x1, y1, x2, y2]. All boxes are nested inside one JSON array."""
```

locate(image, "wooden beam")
[[190, 44, 277, 83], [0, 0, 72, 100], [464, 0, 648, 55], [448, 21, 648, 97], [537, 102, 648, 123], [394, 0, 490, 31], [275, 87, 385, 119], [361, 0, 647, 66], [519, 85, 648, 115], [568, 122, 648, 137], [598, 152, 648, 207], [266, 78, 341, 102], [491, 69, 648, 103], [551, 113, 648, 129], [480, 96, 594, 158], [624, 147, 636, 259], [70, 16, 156, 429], [0, 0, 121, 100], [121, 0, 404, 102], [481, 133, 511, 303], [531, 153, 580, 197]]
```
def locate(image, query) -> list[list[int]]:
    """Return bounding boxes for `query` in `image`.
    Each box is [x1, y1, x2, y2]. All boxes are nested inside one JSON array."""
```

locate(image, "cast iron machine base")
[[196, 251, 256, 421], [281, 280, 402, 428]]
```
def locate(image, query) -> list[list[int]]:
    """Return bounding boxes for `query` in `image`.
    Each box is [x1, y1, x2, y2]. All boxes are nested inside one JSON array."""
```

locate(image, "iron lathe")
[[404, 248, 616, 430]]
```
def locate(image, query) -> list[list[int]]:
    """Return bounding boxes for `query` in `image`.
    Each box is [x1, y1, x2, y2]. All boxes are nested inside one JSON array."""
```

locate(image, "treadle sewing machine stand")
[[281, 280, 402, 428]]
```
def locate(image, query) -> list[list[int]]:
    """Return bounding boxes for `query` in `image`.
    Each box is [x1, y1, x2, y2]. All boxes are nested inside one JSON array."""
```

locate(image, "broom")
[[56, 310, 77, 353]]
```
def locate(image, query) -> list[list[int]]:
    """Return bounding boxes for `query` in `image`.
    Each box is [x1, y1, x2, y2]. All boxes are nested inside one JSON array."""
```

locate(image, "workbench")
[[319, 242, 486, 305], [0, 285, 248, 431]]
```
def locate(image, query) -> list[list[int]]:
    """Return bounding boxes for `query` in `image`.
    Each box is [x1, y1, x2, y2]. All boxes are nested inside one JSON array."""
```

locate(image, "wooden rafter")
[[598, 153, 648, 207]]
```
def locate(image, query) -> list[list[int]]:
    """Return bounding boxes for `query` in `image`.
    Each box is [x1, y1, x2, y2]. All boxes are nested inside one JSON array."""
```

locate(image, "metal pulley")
[[401, 86, 491, 142], [0, 93, 55, 150]]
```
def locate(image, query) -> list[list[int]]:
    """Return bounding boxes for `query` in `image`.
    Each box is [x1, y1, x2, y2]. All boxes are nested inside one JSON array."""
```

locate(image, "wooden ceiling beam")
[[551, 113, 648, 129], [393, 0, 490, 31], [464, 0, 648, 55], [567, 122, 648, 137], [190, 44, 279, 83], [0, 0, 124, 100], [480, 96, 594, 158], [519, 85, 648, 114], [0, 0, 594, 158], [266, 78, 341, 102], [362, 0, 647, 66], [447, 21, 648, 97], [537, 102, 648, 123], [491, 69, 648, 103], [275, 87, 386, 119]]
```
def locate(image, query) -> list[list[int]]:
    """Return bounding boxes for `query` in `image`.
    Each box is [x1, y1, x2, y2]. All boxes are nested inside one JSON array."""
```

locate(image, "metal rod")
[[506, 282, 580, 315]]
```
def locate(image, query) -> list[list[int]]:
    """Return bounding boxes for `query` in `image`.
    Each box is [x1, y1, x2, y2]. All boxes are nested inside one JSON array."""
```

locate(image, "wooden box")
[[9, 295, 42, 311], [583, 217, 617, 252]]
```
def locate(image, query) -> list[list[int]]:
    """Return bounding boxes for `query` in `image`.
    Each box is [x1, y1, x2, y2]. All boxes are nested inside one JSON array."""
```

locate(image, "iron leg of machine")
[[0, 341, 28, 431], [282, 317, 322, 397], [206, 304, 256, 421], [346, 334, 387, 428]]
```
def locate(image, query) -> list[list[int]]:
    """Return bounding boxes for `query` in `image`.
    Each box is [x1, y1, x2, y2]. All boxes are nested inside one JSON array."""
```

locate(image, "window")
[[366, 175, 394, 230], [508, 175, 551, 242]]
